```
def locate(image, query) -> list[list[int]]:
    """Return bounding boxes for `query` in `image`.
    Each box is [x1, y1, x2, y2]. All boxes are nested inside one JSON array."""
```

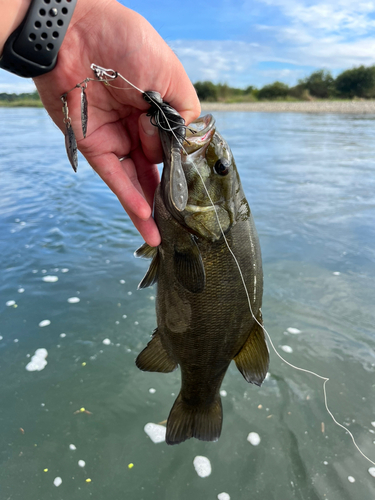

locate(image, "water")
[[1, 108, 375, 499]]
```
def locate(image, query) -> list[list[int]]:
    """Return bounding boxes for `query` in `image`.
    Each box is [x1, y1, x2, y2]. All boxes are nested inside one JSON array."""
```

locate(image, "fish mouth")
[[185, 204, 216, 213], [184, 115, 216, 154]]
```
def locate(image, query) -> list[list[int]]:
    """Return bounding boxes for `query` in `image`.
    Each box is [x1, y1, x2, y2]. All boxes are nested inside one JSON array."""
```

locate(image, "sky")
[[1, 0, 375, 93]]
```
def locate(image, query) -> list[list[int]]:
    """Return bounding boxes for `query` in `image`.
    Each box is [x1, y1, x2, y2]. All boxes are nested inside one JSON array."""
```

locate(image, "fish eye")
[[214, 158, 230, 176]]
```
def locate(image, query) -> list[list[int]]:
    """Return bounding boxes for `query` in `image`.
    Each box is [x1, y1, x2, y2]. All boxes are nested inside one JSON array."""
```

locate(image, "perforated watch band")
[[0, 0, 77, 78]]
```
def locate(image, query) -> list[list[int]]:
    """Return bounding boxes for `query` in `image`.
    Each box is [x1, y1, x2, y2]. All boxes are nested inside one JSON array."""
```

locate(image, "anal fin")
[[136, 329, 177, 373], [234, 310, 269, 386]]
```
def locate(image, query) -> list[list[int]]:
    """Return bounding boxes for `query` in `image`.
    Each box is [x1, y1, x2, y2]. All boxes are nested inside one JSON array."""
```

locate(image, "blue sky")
[[2, 0, 375, 92]]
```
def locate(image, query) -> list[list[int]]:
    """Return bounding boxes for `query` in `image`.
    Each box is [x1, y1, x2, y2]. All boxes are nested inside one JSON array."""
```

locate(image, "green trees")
[[335, 66, 375, 98], [299, 70, 335, 98], [257, 81, 289, 100], [193, 65, 375, 102]]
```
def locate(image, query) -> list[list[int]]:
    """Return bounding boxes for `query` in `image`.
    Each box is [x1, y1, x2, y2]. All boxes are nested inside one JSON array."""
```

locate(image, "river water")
[[1, 108, 375, 500]]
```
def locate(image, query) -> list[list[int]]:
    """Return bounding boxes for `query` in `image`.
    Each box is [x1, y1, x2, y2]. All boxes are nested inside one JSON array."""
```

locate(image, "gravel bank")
[[200, 100, 375, 113]]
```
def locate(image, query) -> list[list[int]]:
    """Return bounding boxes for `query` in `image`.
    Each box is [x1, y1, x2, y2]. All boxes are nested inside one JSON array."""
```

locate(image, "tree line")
[[1, 65, 375, 105], [0, 90, 43, 106], [194, 65, 375, 102]]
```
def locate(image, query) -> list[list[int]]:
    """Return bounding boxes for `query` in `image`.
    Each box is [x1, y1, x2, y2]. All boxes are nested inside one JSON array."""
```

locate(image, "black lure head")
[[143, 91, 186, 145]]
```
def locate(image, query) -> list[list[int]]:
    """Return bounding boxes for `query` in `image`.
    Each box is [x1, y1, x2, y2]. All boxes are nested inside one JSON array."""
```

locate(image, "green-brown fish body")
[[136, 113, 269, 445]]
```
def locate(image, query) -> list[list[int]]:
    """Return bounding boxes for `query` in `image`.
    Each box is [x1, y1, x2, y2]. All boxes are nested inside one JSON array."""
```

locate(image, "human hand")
[[33, 0, 201, 246]]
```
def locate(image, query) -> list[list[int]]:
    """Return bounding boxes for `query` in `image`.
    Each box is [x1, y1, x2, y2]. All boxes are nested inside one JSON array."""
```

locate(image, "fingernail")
[[140, 113, 156, 136]]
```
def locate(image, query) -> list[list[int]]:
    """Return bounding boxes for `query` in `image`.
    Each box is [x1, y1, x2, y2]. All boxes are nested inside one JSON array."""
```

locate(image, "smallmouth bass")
[[135, 102, 269, 445]]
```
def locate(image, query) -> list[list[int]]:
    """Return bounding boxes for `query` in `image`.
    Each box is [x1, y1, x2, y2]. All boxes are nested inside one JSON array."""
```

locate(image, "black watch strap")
[[0, 0, 77, 78]]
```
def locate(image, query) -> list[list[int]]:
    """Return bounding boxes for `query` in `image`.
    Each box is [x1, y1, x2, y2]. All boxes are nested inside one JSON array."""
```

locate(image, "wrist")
[[0, 0, 32, 54]]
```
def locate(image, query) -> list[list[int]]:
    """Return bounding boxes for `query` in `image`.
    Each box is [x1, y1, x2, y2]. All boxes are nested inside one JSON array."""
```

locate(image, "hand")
[[33, 0, 201, 246]]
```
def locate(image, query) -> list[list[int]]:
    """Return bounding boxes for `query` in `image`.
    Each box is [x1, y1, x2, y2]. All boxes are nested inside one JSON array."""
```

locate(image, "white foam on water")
[[0, 336, 3, 340], [61, 268, 69, 273], [39, 320, 51, 327], [144, 423, 166, 443], [69, 444, 76, 450], [368, 467, 375, 477], [78, 460, 85, 467], [32, 270, 38, 273], [41, 270, 47, 274], [120, 280, 126, 284], [25, 348, 48, 371], [42, 276, 58, 283], [247, 432, 261, 446], [67, 297, 80, 303], [102, 338, 111, 345], [220, 390, 227, 397], [6, 300, 16, 307], [281, 345, 293, 353], [149, 388, 156, 394], [333, 271, 341, 275], [371, 421, 375, 428], [193, 456, 212, 478], [127, 291, 132, 295], [14, 339, 19, 343], [60, 333, 66, 338], [286, 327, 301, 334], [348, 476, 355, 483], [53, 477, 62, 487], [122, 315, 127, 319], [218, 493, 230, 500], [18, 288, 25, 293]]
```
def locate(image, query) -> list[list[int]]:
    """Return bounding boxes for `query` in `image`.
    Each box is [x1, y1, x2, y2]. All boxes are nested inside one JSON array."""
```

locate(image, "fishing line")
[[187, 157, 375, 467], [63, 65, 375, 466], [143, 84, 375, 466]]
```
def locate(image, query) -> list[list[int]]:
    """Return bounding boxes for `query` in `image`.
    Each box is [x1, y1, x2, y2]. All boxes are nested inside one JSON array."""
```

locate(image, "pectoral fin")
[[134, 242, 158, 260], [136, 245, 160, 289], [136, 329, 177, 373], [174, 236, 205, 294], [234, 311, 269, 386]]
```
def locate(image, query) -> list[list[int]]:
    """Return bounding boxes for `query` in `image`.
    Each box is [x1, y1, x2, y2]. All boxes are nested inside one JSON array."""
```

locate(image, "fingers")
[[130, 144, 160, 208], [128, 212, 161, 247], [139, 113, 163, 164], [90, 153, 152, 219], [86, 150, 161, 246]]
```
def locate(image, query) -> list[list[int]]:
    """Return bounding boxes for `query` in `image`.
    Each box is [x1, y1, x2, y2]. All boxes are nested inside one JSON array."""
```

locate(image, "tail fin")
[[166, 393, 222, 445]]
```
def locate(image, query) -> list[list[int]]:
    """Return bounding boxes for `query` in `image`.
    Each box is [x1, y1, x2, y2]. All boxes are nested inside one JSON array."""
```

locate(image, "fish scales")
[[135, 104, 269, 444]]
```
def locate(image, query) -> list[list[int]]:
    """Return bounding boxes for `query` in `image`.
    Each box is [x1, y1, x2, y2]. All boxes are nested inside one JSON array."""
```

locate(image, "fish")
[[135, 105, 269, 445]]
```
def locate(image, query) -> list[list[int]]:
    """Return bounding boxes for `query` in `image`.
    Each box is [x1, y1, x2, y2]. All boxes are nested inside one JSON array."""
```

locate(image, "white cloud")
[[0, 71, 36, 93], [171, 0, 375, 87], [171, 40, 272, 86]]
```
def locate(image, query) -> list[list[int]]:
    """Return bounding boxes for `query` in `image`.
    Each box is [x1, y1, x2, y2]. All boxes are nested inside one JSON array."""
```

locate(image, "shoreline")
[[200, 100, 375, 113]]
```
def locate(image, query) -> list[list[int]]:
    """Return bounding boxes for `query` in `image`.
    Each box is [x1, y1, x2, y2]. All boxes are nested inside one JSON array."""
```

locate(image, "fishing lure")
[[60, 66, 191, 212]]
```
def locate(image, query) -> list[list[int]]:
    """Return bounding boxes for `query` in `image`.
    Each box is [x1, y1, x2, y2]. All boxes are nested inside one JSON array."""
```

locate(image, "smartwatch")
[[0, 0, 77, 78]]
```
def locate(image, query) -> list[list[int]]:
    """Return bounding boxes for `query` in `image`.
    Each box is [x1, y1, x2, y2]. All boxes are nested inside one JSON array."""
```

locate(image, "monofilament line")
[[163, 125, 375, 467], [190, 159, 375, 467], [91, 64, 375, 467]]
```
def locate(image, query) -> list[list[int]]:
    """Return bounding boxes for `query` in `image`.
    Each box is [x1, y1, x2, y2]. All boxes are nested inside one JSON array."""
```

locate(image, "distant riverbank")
[[2, 99, 375, 114], [201, 100, 375, 113]]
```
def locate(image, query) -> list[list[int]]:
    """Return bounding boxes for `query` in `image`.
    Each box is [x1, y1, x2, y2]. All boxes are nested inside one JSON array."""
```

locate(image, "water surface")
[[1, 108, 375, 500]]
